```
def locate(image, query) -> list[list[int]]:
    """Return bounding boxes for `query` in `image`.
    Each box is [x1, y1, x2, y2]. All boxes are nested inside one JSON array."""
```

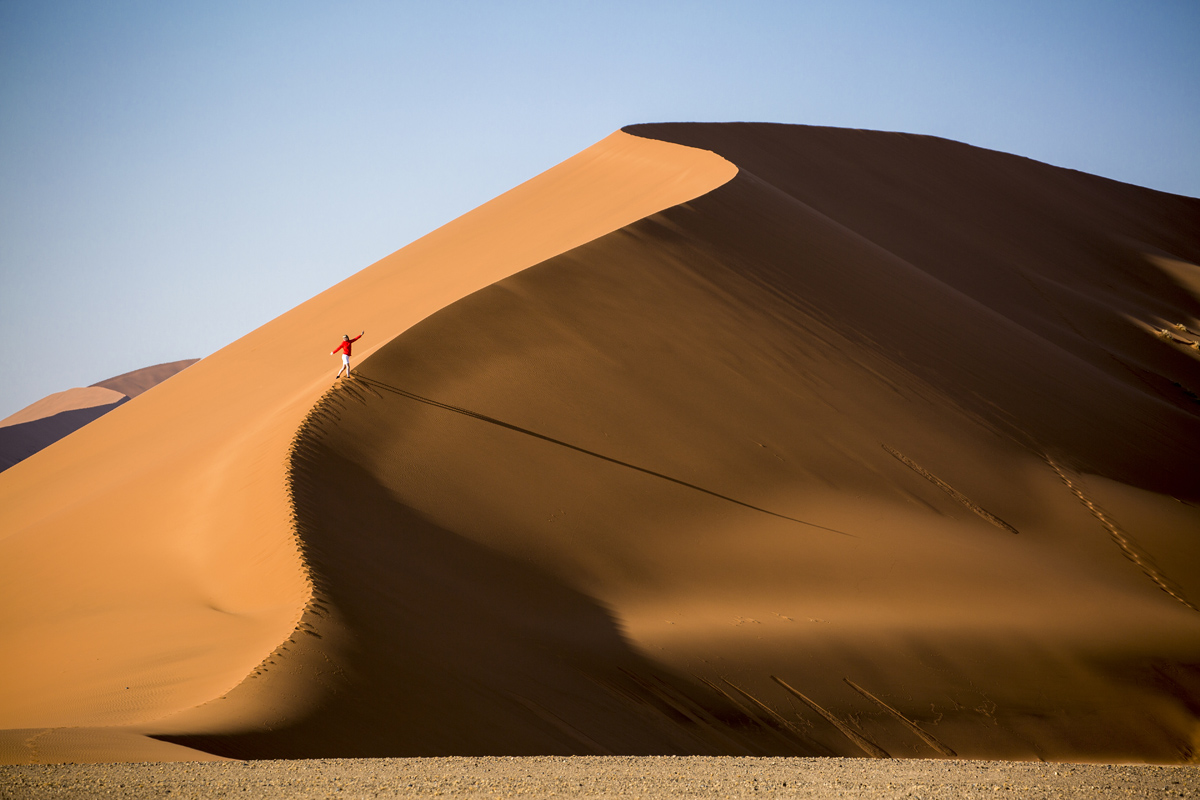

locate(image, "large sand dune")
[[1, 124, 1197, 765]]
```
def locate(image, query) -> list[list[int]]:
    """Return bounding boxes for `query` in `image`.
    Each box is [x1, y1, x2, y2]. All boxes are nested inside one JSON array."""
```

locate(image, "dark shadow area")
[[625, 123, 1200, 500], [351, 373, 849, 534]]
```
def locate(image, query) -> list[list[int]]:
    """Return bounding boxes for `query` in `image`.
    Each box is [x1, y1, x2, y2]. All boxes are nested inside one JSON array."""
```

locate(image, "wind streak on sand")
[[770, 676, 891, 759], [881, 445, 1018, 535], [350, 374, 850, 535], [1045, 456, 1198, 613], [843, 678, 957, 757]]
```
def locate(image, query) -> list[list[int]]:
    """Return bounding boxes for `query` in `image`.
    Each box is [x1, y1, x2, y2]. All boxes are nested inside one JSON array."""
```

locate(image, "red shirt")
[[332, 334, 362, 356]]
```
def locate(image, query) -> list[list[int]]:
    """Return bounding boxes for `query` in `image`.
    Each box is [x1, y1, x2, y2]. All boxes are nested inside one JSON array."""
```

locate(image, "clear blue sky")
[[2, 1, 1198, 418]]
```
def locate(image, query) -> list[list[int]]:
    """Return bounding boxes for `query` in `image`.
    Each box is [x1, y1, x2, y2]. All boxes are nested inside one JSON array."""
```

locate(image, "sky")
[[1, 0, 1198, 419]]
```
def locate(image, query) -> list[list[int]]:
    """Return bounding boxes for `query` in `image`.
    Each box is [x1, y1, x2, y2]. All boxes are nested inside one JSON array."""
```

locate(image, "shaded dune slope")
[[163, 125, 1200, 762], [623, 123, 1200, 496]]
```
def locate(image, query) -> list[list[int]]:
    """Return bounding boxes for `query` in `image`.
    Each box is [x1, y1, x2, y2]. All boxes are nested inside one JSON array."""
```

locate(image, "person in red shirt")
[[331, 331, 364, 379]]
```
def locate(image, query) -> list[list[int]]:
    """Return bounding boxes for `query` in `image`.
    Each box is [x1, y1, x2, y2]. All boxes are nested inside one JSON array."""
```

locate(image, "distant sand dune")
[[2, 124, 1198, 764], [0, 359, 197, 471], [0, 389, 126, 471], [90, 359, 200, 399]]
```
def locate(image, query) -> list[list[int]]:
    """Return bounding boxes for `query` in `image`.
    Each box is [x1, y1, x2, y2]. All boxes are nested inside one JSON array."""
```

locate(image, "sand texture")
[[1, 123, 1198, 765], [1, 757, 1197, 799]]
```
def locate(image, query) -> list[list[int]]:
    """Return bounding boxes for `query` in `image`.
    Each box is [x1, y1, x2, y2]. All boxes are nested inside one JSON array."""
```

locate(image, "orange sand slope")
[[0, 360, 198, 472], [3, 124, 1200, 765], [0, 131, 735, 764]]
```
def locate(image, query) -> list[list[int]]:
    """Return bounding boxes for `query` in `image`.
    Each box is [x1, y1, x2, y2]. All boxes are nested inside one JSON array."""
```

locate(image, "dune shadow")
[[350, 373, 848, 535]]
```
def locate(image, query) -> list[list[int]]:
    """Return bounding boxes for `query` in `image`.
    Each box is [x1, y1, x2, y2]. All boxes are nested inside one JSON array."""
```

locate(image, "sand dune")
[[0, 360, 198, 472], [0, 387, 126, 430], [90, 359, 201, 400], [1, 124, 1198, 765], [0, 131, 735, 762], [0, 387, 126, 472]]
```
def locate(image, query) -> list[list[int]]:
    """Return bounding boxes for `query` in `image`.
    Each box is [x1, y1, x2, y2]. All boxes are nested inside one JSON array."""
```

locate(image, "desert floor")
[[1, 757, 1197, 799]]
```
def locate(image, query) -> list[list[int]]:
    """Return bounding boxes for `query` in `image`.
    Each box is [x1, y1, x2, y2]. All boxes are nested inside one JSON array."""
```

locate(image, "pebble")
[[1, 756, 1197, 799]]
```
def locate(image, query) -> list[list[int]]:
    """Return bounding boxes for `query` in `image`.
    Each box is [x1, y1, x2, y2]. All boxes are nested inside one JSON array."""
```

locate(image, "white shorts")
[[341, 354, 350, 366]]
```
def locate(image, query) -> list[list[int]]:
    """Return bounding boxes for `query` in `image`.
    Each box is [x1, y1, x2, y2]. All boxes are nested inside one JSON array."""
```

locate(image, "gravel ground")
[[2, 756, 1196, 799]]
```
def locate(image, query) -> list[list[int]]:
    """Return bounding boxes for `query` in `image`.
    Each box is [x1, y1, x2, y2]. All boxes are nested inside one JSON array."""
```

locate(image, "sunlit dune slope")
[[0, 131, 735, 764], [162, 124, 1200, 764]]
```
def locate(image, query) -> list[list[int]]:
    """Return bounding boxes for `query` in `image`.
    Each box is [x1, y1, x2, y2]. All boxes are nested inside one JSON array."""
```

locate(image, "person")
[[331, 331, 364, 379]]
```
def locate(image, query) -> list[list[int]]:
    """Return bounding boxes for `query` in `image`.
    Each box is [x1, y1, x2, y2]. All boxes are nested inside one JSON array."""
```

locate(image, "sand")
[[0, 131, 735, 762], [0, 359, 198, 471], [0, 387, 126, 430], [1, 757, 1197, 799], [89, 359, 200, 399], [1, 123, 1197, 766]]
